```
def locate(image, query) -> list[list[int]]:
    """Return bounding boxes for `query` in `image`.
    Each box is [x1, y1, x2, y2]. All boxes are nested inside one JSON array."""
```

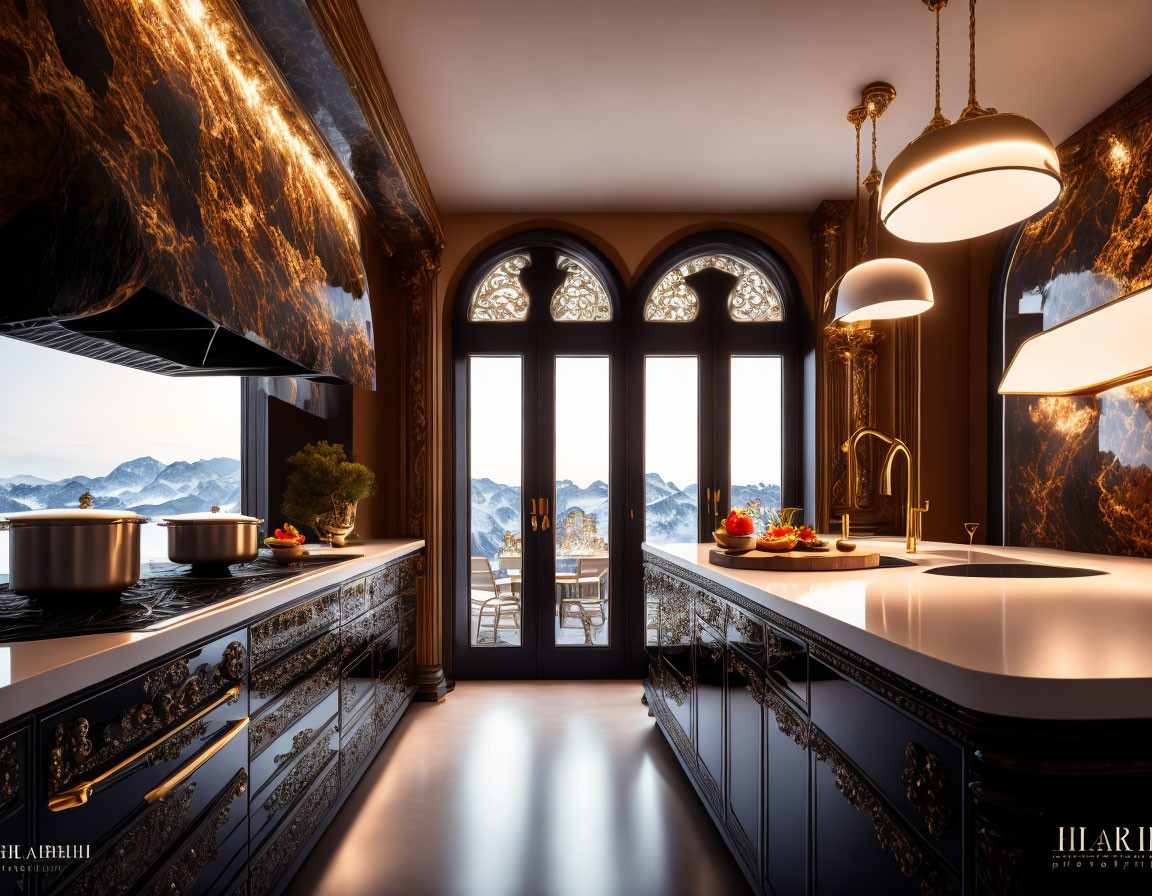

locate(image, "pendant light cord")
[[959, 0, 994, 119], [967, 0, 976, 109], [870, 115, 880, 254], [921, 0, 950, 132], [848, 103, 867, 262], [855, 116, 863, 261], [935, 6, 943, 120]]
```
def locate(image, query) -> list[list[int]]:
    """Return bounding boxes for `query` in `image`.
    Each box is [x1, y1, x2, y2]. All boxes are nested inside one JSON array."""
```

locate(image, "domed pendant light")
[[829, 83, 934, 324], [880, 0, 1062, 243]]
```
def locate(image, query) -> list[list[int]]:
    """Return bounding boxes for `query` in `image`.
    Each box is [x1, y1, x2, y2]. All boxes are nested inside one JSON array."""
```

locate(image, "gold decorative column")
[[809, 199, 852, 532], [827, 326, 884, 511], [401, 249, 449, 702]]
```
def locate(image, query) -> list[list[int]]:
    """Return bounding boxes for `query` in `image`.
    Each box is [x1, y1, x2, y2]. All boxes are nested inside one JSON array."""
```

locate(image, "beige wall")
[[352, 226, 408, 538]]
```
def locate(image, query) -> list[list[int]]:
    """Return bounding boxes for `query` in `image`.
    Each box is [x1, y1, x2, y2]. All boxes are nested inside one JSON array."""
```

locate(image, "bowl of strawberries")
[[265, 524, 307, 562], [714, 509, 757, 552]]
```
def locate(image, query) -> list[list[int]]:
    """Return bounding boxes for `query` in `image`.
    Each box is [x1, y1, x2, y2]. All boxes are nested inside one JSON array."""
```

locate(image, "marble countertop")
[[0, 539, 423, 724], [645, 539, 1152, 720]]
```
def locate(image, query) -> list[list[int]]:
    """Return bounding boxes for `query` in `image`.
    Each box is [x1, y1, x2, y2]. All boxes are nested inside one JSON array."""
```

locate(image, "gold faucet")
[[842, 427, 929, 554]]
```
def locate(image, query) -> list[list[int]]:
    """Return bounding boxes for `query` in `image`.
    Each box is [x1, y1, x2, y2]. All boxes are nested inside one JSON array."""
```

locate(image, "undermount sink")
[[924, 562, 1106, 579]]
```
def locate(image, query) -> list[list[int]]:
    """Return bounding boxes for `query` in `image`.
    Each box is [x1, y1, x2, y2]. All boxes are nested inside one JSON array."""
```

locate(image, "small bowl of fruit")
[[756, 526, 799, 553], [265, 524, 307, 562], [714, 509, 757, 552]]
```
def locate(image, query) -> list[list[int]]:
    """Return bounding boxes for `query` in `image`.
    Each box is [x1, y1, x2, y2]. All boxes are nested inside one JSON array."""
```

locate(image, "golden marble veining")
[[0, 0, 375, 387], [1003, 77, 1152, 556]]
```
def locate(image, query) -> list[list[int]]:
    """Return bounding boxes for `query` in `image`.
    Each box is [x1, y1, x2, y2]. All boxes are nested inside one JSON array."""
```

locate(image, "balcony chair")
[[469, 556, 521, 644]]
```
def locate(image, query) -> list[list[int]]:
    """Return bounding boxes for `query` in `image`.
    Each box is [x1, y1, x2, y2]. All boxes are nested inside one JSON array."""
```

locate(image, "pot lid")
[[2, 508, 148, 522], [161, 507, 261, 523]]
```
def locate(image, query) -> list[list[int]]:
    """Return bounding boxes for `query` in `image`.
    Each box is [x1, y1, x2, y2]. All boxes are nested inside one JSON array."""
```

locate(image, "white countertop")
[[645, 539, 1152, 721], [0, 539, 423, 723]]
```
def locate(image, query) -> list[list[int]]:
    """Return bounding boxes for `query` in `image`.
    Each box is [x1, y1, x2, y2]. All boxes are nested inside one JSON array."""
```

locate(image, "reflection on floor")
[[286, 681, 752, 896]]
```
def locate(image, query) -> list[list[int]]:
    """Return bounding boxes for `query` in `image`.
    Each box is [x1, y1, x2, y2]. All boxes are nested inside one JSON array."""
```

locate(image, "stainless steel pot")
[[159, 508, 263, 568], [1, 508, 148, 594]]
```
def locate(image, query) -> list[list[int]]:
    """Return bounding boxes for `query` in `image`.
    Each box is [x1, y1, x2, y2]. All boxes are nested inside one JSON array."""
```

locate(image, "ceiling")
[[358, 0, 1152, 213]]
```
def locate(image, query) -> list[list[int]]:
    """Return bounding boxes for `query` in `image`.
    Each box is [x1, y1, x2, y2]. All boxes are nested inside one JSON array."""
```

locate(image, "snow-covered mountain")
[[0, 457, 241, 517], [0, 474, 49, 487], [469, 473, 781, 561]]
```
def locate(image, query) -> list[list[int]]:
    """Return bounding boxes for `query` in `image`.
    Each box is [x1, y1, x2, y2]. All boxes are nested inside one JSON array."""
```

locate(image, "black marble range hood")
[[0, 0, 376, 388]]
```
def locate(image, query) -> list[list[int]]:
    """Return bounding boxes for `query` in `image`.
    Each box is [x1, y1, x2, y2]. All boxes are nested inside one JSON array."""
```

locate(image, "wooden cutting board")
[[708, 547, 879, 571]]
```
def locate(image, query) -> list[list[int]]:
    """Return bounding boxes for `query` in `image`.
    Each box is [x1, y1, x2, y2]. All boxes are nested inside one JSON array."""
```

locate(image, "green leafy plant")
[[281, 441, 377, 538]]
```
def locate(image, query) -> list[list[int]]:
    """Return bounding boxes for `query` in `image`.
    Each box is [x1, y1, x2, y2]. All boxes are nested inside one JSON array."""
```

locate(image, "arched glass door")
[[454, 231, 626, 678], [627, 232, 802, 675]]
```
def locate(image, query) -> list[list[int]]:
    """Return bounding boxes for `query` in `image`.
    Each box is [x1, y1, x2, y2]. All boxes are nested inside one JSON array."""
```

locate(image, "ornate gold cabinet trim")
[[250, 589, 340, 669], [138, 768, 248, 896], [251, 761, 341, 896], [726, 651, 766, 706], [48, 642, 246, 799], [0, 740, 18, 812], [251, 656, 340, 756], [264, 723, 338, 814], [810, 727, 954, 895], [53, 774, 198, 894], [252, 631, 340, 699], [903, 741, 953, 840]]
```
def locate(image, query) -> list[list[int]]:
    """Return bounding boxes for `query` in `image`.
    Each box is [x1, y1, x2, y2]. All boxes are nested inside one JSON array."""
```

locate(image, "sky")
[[469, 353, 782, 491], [0, 336, 242, 480]]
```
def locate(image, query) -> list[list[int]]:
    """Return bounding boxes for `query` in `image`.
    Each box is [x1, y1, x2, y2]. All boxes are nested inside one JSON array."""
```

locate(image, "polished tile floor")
[[287, 680, 752, 896]]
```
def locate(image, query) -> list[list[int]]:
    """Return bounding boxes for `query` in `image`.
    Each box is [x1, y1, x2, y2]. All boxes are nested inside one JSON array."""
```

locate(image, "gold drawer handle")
[[49, 685, 243, 812], [145, 717, 248, 804]]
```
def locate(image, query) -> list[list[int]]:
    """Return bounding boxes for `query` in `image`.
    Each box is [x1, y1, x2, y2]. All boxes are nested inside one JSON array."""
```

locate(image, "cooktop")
[[0, 552, 360, 643]]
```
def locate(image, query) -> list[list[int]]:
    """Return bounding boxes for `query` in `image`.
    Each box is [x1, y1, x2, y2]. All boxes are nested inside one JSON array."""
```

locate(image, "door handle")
[[48, 684, 244, 811], [541, 498, 550, 531], [713, 489, 720, 529], [705, 487, 711, 531], [145, 716, 249, 803], [530, 498, 538, 532]]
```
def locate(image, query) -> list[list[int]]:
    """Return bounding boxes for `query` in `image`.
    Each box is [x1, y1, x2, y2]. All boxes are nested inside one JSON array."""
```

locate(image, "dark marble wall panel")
[[1002, 77, 1152, 555], [0, 0, 375, 388], [236, 0, 437, 253]]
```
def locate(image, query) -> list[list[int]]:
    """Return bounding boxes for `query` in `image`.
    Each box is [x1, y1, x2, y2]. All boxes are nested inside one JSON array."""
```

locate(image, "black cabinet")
[[725, 648, 763, 878], [809, 659, 962, 870], [5, 548, 422, 896], [0, 721, 29, 895], [657, 572, 693, 754], [764, 684, 807, 896], [36, 629, 248, 895], [694, 623, 724, 816], [642, 557, 958, 896]]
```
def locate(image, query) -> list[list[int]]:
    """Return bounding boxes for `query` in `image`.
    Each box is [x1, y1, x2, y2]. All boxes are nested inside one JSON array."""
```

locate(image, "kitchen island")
[[643, 539, 1152, 896], [0, 539, 423, 896]]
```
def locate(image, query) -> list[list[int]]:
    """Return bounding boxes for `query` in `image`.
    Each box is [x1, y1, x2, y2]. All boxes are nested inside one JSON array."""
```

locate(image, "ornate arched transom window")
[[467, 253, 532, 321], [643, 254, 783, 323], [467, 252, 614, 323], [551, 255, 612, 322]]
